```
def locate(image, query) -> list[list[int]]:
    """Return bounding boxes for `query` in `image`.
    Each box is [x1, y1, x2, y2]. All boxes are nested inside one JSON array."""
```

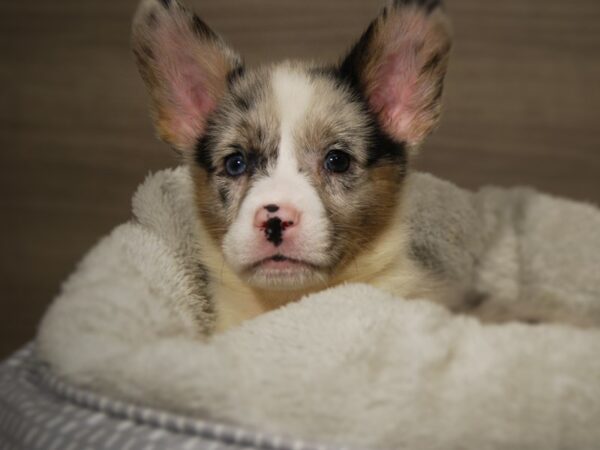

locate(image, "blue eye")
[[324, 150, 351, 173], [224, 153, 247, 177]]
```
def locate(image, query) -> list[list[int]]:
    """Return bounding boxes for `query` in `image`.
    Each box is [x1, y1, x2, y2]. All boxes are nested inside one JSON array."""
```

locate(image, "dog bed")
[[3, 167, 600, 449], [0, 345, 342, 449]]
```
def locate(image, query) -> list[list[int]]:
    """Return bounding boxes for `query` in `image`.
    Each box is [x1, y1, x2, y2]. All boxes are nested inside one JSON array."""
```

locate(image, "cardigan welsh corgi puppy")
[[132, 0, 453, 331]]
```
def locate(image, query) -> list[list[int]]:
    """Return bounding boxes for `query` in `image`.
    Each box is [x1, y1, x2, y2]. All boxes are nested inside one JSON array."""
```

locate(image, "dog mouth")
[[247, 254, 323, 274], [240, 254, 329, 289]]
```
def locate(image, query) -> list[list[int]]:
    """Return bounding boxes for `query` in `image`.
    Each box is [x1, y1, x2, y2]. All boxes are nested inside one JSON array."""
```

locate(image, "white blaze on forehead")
[[272, 66, 315, 175], [222, 66, 332, 275]]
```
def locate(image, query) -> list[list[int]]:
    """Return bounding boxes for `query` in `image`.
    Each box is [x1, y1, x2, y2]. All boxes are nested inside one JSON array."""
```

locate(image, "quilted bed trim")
[[0, 345, 356, 450]]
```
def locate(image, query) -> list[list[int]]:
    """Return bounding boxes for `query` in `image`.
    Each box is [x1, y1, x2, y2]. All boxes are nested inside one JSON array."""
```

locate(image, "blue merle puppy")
[[132, 0, 453, 331]]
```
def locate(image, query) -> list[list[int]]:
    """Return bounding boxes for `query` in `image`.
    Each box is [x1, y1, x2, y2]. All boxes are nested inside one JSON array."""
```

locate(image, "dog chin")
[[240, 258, 327, 291]]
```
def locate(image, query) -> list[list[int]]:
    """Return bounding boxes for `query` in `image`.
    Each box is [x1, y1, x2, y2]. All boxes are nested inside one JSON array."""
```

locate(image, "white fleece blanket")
[[36, 167, 600, 449]]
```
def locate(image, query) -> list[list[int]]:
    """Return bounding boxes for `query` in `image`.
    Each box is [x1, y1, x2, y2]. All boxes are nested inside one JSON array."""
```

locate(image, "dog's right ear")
[[132, 0, 242, 153]]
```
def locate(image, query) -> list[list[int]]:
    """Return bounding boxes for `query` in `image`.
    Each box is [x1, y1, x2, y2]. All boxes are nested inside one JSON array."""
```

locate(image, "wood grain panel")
[[1, 0, 599, 358]]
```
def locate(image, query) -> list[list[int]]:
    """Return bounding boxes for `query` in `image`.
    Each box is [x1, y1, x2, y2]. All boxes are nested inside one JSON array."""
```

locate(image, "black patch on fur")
[[227, 67, 257, 112], [309, 66, 363, 99], [365, 123, 407, 168], [232, 94, 251, 112], [195, 134, 215, 173], [227, 65, 246, 88], [247, 148, 269, 174], [192, 14, 217, 40], [159, 0, 171, 9], [338, 19, 377, 92]]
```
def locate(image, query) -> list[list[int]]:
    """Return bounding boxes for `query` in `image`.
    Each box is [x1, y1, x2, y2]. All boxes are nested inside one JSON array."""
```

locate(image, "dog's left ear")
[[340, 0, 452, 148]]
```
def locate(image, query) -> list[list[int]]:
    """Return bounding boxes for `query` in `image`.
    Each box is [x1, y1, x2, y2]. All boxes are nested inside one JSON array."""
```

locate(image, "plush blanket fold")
[[35, 167, 600, 449]]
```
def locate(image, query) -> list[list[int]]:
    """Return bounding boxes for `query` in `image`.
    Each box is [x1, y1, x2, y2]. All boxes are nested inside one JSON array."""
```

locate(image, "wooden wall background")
[[1, 0, 599, 358]]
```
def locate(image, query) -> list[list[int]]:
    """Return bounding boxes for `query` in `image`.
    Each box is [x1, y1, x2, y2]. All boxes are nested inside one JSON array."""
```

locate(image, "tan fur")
[[195, 184, 441, 333]]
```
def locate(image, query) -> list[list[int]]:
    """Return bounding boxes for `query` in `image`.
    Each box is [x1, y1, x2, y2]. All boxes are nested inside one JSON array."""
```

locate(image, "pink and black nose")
[[254, 204, 300, 246]]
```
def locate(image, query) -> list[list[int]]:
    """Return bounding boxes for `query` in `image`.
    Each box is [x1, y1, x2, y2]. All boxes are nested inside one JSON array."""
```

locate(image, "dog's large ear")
[[340, 0, 452, 148], [132, 0, 242, 153]]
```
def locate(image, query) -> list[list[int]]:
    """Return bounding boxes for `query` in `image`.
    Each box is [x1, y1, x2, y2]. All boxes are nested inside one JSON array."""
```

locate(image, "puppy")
[[132, 0, 453, 332]]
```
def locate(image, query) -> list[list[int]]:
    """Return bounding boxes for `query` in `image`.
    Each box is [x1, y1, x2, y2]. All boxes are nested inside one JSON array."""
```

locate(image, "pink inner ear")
[[153, 20, 222, 149], [370, 42, 419, 140], [369, 43, 421, 144], [367, 11, 444, 145], [168, 64, 216, 145]]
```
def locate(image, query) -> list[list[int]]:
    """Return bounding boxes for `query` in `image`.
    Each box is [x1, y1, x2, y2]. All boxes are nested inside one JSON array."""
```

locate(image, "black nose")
[[264, 217, 283, 246], [264, 204, 279, 213]]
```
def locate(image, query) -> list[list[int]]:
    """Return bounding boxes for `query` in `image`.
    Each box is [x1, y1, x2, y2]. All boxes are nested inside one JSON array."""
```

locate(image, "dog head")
[[132, 0, 452, 291]]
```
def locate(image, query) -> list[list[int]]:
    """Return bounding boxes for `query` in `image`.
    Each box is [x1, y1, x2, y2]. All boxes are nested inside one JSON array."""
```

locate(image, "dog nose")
[[254, 204, 300, 246]]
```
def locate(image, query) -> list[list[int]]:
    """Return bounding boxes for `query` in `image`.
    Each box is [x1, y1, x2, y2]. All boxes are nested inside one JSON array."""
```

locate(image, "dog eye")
[[324, 150, 351, 173], [224, 153, 247, 177]]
